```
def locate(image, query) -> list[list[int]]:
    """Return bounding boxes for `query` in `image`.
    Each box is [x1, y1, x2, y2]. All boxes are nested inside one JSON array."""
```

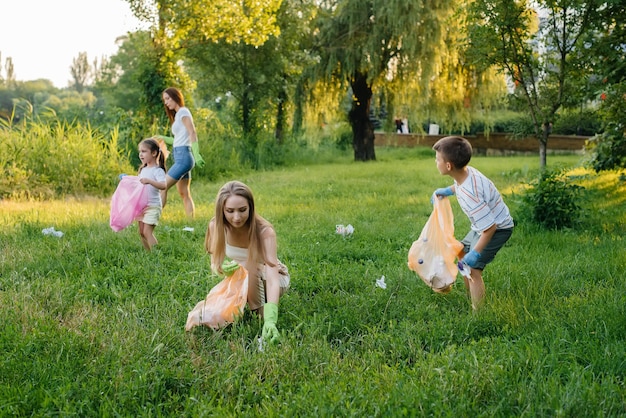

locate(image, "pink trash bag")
[[109, 176, 149, 232], [408, 197, 464, 293], [185, 265, 249, 331]]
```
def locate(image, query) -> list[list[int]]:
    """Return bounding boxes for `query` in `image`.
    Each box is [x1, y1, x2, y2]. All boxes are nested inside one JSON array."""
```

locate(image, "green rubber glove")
[[154, 135, 174, 145], [191, 142, 205, 168], [262, 302, 280, 344], [221, 259, 239, 276]]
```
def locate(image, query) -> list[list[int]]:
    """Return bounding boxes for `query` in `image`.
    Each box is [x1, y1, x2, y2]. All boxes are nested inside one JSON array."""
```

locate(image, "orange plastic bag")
[[185, 265, 249, 331], [408, 197, 464, 293]]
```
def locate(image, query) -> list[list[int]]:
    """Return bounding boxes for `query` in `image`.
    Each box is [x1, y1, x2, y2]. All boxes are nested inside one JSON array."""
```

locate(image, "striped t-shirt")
[[455, 166, 514, 232]]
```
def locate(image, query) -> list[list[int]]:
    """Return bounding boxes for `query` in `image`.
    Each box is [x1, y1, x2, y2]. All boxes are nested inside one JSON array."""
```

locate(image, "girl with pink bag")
[[110, 139, 167, 251]]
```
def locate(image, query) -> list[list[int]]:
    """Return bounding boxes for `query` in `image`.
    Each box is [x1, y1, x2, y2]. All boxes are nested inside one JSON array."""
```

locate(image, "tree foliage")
[[415, 6, 507, 135], [171, 0, 282, 47], [466, 0, 600, 169], [3, 0, 624, 174], [160, 0, 314, 164], [579, 0, 626, 171], [585, 81, 626, 171], [70, 52, 91, 92], [312, 0, 465, 160]]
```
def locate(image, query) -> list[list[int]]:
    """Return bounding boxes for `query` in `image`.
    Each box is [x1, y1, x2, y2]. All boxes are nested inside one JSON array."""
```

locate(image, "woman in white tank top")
[[205, 181, 290, 343]]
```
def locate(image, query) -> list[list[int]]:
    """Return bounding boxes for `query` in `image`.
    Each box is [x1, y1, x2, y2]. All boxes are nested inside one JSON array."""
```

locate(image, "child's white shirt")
[[139, 166, 166, 207], [454, 166, 514, 232]]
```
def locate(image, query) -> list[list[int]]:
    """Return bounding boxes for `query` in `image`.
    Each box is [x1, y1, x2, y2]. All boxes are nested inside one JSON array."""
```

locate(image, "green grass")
[[1, 148, 625, 416]]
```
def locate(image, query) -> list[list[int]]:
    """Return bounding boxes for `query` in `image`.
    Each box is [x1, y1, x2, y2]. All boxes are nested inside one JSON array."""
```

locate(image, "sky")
[[0, 0, 148, 88]]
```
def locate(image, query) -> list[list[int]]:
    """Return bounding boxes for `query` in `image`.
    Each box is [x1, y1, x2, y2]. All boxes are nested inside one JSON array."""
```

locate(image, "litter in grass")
[[182, 227, 194, 232], [376, 275, 387, 289], [42, 227, 64, 237], [336, 224, 354, 237]]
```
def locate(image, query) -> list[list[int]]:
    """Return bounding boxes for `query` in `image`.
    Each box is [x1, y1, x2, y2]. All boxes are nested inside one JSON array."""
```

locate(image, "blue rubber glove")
[[463, 249, 481, 268], [431, 186, 454, 203], [262, 302, 280, 344], [191, 142, 205, 168], [434, 187, 454, 197]]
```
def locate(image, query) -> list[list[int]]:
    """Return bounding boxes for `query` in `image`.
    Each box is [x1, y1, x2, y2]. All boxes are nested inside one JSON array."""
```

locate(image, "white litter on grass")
[[42, 227, 64, 237], [182, 227, 194, 232], [257, 336, 265, 352], [335, 224, 354, 237], [376, 275, 387, 289]]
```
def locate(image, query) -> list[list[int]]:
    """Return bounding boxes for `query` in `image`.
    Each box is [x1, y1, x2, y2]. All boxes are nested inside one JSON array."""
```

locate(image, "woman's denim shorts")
[[167, 146, 194, 180]]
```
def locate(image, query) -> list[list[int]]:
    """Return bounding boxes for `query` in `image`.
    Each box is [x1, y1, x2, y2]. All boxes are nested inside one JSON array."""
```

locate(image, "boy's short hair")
[[432, 136, 472, 168]]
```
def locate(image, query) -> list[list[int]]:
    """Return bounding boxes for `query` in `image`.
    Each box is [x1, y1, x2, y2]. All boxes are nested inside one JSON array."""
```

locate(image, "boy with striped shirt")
[[432, 136, 514, 310]]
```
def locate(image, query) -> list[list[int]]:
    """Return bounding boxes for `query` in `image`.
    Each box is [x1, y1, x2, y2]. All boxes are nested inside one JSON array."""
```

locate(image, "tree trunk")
[[539, 140, 547, 170], [292, 81, 304, 135], [242, 88, 251, 135], [539, 122, 552, 171], [349, 72, 376, 161], [275, 87, 287, 143]]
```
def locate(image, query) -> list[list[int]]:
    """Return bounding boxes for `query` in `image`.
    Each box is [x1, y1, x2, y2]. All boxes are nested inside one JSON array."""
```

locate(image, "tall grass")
[[0, 122, 134, 199], [1, 149, 624, 416], [0, 117, 359, 200]]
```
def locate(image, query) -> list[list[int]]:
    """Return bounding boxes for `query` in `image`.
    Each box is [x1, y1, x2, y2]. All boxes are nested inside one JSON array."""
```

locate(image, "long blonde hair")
[[205, 181, 273, 273]]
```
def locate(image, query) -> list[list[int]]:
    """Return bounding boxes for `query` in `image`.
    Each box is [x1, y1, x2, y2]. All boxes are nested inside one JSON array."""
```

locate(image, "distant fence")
[[375, 132, 590, 155]]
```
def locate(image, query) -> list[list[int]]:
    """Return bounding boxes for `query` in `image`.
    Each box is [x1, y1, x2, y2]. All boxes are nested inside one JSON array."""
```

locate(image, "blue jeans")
[[167, 146, 194, 180]]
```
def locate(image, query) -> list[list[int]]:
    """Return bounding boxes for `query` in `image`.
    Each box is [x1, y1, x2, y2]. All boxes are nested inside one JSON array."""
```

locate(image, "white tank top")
[[225, 243, 248, 263]]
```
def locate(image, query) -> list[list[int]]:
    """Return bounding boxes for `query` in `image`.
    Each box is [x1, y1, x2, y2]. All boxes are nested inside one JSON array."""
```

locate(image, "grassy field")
[[1, 148, 624, 416]]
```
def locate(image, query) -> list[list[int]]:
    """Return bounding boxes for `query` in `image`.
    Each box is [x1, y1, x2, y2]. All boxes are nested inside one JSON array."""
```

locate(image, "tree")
[[186, 40, 282, 156], [40, 90, 98, 122], [311, 0, 457, 161], [172, 0, 282, 47], [96, 31, 162, 111], [116, 0, 195, 133], [123, 0, 285, 134], [2, 55, 16, 88], [393, 6, 508, 136], [70, 52, 91, 92], [581, 0, 626, 171], [467, 0, 599, 169], [184, 0, 315, 141]]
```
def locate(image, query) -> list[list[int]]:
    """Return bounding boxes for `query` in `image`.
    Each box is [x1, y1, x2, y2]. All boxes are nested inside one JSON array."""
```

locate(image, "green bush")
[[427, 108, 602, 137], [584, 82, 626, 172], [427, 110, 535, 136], [335, 128, 353, 151], [553, 108, 601, 136], [494, 113, 535, 138], [584, 128, 626, 172], [521, 169, 585, 229]]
